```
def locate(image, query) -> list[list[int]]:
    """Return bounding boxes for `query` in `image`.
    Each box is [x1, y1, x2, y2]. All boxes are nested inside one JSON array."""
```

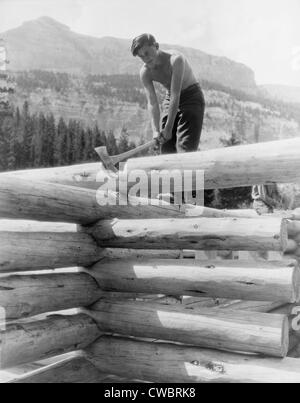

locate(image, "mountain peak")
[[21, 16, 70, 31]]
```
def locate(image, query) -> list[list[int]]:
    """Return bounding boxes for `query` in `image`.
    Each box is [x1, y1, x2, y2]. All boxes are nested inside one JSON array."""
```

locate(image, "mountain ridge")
[[2, 16, 257, 92]]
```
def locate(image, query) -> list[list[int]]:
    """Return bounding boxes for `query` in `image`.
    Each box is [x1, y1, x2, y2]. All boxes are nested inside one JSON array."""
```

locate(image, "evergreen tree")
[[67, 119, 76, 164], [106, 130, 118, 155], [22, 101, 33, 168], [54, 117, 67, 166], [93, 124, 106, 148], [78, 128, 86, 162], [60, 128, 68, 165], [13, 109, 24, 169], [85, 127, 95, 161], [30, 113, 44, 167], [0, 116, 9, 170], [30, 114, 39, 168], [3, 116, 16, 170], [72, 120, 83, 162], [44, 113, 56, 166], [118, 127, 131, 153], [37, 112, 47, 166]]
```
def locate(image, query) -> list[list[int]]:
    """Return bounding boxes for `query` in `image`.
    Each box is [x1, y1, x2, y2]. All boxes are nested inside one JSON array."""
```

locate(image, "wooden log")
[[0, 272, 102, 319], [0, 231, 102, 272], [184, 206, 259, 218], [99, 295, 284, 312], [7, 355, 104, 383], [89, 300, 289, 357], [99, 248, 197, 260], [189, 211, 300, 224], [0, 314, 101, 369], [6, 138, 300, 194], [1, 162, 105, 187], [218, 300, 286, 313], [91, 258, 299, 302], [0, 176, 183, 223], [149, 297, 285, 312], [99, 248, 183, 260], [85, 217, 288, 251], [0, 220, 77, 232], [86, 336, 300, 383], [0, 176, 103, 224], [125, 137, 300, 190]]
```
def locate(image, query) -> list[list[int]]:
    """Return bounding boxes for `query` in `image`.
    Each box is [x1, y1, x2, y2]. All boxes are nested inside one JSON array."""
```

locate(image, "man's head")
[[131, 34, 159, 67]]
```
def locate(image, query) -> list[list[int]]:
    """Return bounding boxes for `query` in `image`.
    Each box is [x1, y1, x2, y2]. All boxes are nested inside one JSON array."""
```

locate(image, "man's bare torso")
[[143, 50, 198, 92]]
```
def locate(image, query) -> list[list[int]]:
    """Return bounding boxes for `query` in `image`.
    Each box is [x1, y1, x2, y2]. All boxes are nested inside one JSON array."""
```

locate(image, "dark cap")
[[131, 33, 157, 56]]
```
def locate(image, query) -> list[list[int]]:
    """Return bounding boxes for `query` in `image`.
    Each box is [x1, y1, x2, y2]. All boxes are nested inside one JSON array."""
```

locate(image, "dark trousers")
[[161, 83, 205, 154]]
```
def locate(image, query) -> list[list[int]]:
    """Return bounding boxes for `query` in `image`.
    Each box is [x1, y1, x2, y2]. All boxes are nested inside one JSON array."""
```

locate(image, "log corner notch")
[[81, 216, 289, 252]]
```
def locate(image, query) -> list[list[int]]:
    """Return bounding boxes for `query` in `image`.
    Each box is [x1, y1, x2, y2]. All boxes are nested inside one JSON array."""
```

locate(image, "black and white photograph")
[[1, 0, 300, 386]]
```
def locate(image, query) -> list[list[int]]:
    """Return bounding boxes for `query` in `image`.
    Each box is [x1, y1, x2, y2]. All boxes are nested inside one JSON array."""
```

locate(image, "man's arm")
[[140, 67, 161, 140], [162, 55, 185, 141]]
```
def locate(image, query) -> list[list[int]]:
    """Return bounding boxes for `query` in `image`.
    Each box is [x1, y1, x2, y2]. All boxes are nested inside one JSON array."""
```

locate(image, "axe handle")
[[111, 139, 157, 165]]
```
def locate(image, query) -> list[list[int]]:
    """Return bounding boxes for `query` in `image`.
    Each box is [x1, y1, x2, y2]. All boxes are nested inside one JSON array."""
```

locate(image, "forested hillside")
[[0, 100, 138, 172], [14, 70, 300, 123], [10, 71, 300, 151]]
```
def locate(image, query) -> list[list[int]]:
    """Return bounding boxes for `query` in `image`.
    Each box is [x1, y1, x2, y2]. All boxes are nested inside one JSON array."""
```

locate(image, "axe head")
[[95, 146, 118, 173]]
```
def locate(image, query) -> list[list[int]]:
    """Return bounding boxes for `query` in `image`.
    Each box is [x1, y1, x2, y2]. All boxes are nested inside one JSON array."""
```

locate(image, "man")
[[131, 33, 205, 154]]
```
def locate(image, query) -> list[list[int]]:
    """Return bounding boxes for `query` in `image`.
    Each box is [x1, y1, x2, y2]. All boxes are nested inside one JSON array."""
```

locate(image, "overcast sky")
[[1, 0, 300, 87]]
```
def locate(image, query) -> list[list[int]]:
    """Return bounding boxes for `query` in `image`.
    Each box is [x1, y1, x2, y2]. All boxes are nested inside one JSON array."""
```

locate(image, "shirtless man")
[[131, 33, 205, 154]]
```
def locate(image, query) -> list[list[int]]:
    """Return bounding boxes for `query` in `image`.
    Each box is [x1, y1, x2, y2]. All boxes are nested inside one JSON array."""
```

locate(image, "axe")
[[95, 139, 158, 172]]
